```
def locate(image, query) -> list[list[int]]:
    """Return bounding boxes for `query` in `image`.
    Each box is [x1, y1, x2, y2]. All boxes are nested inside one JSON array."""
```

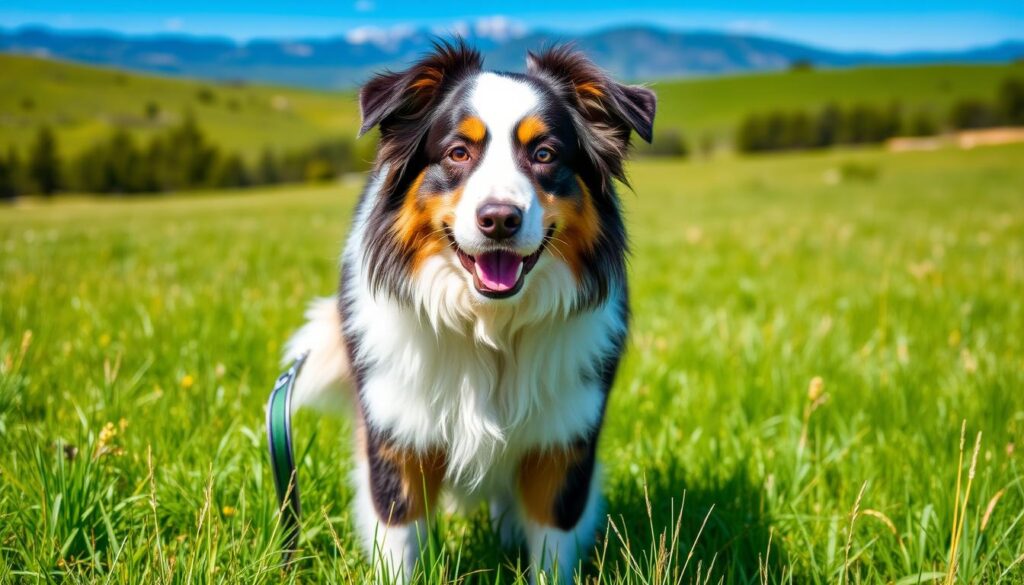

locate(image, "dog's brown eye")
[[533, 148, 555, 164], [449, 147, 470, 163]]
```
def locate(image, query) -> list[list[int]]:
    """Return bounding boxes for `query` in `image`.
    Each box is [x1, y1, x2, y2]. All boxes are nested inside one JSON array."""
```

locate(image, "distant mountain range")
[[2, 24, 1022, 89]]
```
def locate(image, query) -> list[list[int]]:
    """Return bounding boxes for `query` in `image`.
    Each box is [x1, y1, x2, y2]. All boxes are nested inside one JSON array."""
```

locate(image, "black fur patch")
[[364, 425, 413, 524]]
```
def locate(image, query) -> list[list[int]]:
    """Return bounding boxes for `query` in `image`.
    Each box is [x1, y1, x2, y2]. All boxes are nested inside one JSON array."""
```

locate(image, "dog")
[[284, 40, 655, 581]]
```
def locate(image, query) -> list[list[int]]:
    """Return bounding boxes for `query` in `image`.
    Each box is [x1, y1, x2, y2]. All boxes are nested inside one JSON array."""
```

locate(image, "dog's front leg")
[[517, 438, 603, 583], [353, 426, 446, 583]]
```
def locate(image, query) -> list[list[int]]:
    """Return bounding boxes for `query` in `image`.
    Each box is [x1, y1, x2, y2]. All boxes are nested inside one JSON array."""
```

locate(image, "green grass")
[[2, 55, 1021, 159], [1, 144, 1023, 583]]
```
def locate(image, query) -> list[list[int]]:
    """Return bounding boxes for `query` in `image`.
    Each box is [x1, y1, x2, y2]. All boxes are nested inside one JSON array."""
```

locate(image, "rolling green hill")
[[0, 55, 362, 159], [650, 63, 1023, 140], [1, 54, 1020, 159]]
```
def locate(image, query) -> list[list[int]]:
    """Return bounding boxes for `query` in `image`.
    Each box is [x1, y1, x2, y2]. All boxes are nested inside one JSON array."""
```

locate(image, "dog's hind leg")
[[283, 296, 351, 414]]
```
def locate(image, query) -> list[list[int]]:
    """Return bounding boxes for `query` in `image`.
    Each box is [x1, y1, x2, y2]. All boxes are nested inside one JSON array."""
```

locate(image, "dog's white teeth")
[[515, 262, 523, 281]]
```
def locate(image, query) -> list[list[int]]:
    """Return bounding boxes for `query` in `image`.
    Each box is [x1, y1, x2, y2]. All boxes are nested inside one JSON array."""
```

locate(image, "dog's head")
[[357, 41, 655, 321]]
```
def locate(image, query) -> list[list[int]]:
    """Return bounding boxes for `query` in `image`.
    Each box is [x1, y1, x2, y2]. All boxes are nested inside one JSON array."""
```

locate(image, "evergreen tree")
[[949, 99, 996, 130], [28, 126, 61, 196], [736, 114, 769, 152], [996, 78, 1024, 125], [257, 148, 281, 185], [209, 153, 250, 188], [0, 148, 21, 201], [73, 130, 151, 194], [815, 103, 843, 147], [151, 112, 219, 191]]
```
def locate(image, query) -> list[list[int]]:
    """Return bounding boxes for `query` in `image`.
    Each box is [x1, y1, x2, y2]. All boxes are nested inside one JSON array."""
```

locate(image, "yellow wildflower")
[[807, 376, 824, 402]]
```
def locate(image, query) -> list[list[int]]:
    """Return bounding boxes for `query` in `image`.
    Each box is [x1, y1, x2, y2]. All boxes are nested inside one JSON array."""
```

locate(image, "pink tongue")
[[475, 251, 523, 291]]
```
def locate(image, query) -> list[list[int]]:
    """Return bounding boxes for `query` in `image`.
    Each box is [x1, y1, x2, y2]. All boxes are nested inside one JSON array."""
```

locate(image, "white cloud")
[[432, 20, 470, 39], [726, 20, 774, 35], [164, 17, 185, 32], [473, 15, 527, 41], [345, 24, 415, 48], [345, 16, 528, 49]]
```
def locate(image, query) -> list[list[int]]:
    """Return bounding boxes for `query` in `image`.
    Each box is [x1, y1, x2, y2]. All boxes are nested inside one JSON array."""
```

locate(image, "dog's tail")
[[282, 296, 352, 414]]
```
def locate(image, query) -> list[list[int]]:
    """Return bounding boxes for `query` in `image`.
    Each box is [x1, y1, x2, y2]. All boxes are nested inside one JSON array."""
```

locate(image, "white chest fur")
[[342, 254, 623, 491]]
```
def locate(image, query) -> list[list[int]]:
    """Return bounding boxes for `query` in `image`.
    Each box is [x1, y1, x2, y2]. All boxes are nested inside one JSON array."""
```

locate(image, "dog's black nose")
[[476, 203, 523, 240]]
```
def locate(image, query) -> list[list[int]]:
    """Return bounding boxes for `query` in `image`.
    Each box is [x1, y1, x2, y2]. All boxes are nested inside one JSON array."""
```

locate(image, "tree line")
[[0, 113, 372, 199], [736, 77, 1024, 153]]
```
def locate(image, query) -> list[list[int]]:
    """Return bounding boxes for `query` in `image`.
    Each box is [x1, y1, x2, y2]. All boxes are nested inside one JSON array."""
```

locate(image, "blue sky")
[[1, 1, 1021, 52]]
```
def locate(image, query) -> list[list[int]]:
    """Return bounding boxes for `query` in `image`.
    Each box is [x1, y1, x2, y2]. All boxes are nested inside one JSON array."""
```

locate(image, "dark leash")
[[266, 350, 308, 563]]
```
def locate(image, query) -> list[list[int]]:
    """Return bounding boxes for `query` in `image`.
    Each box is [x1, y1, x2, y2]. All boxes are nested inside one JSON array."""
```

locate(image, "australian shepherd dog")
[[284, 41, 656, 581]]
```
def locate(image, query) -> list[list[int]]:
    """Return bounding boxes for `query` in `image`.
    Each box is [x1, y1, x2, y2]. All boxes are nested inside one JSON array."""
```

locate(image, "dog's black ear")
[[527, 45, 656, 185], [527, 45, 655, 143], [358, 39, 483, 138]]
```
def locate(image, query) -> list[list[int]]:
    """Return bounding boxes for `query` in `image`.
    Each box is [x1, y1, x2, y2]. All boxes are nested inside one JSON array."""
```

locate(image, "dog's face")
[[357, 42, 655, 316]]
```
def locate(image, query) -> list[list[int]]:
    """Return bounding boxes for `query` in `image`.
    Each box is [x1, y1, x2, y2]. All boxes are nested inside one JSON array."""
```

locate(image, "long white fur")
[[282, 296, 350, 414], [284, 72, 623, 581]]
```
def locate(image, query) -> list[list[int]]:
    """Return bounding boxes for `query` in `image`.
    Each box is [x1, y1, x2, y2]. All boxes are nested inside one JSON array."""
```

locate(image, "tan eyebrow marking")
[[516, 115, 549, 144], [457, 116, 487, 142]]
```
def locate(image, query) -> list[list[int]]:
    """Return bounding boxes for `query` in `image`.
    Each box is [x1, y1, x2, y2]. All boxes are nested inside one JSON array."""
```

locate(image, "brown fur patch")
[[516, 115, 549, 144], [458, 116, 487, 143], [517, 446, 584, 526], [377, 444, 447, 524], [393, 170, 461, 273], [540, 176, 602, 278]]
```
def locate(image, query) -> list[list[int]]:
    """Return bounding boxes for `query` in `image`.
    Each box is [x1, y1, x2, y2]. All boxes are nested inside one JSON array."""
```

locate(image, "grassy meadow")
[[1, 141, 1023, 583], [1, 55, 1020, 158]]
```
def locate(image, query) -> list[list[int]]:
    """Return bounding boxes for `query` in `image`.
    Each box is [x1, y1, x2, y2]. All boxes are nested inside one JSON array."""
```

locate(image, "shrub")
[[636, 127, 689, 158], [196, 87, 217, 105], [303, 159, 335, 183], [789, 59, 814, 72], [906, 111, 940, 137], [839, 161, 880, 183]]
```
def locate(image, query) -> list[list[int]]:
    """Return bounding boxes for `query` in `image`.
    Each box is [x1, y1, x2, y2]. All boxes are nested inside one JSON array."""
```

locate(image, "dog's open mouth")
[[445, 226, 554, 299]]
